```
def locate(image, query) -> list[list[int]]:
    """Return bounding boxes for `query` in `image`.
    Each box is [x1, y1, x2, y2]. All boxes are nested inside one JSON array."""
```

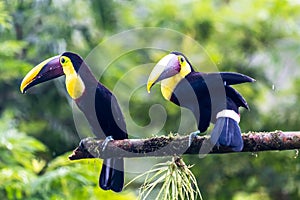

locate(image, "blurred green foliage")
[[1, 0, 300, 199]]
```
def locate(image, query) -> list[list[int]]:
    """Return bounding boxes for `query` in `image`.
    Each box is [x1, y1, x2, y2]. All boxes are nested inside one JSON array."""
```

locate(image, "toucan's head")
[[147, 52, 193, 93], [20, 52, 85, 99], [147, 51, 194, 99]]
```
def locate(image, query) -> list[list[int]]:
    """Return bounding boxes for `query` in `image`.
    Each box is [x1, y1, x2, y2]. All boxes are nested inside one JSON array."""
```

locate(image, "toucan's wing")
[[171, 73, 213, 132], [225, 85, 249, 109], [94, 83, 128, 140], [189, 72, 251, 109], [202, 72, 255, 86]]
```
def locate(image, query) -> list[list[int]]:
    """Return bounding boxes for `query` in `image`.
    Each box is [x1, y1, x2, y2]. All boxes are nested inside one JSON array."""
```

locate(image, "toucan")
[[147, 52, 255, 151], [20, 52, 127, 192]]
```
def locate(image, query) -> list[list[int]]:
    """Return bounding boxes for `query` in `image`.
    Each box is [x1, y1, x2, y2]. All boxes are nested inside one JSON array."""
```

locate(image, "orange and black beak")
[[20, 55, 64, 93]]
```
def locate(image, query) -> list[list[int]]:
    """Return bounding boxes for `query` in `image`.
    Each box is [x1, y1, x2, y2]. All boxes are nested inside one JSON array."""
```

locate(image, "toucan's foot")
[[101, 136, 114, 151], [79, 140, 85, 149], [188, 130, 200, 147]]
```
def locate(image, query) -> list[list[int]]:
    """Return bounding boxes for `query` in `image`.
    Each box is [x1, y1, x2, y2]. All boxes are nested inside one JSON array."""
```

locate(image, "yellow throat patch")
[[160, 55, 191, 100], [161, 74, 184, 100], [60, 56, 85, 99]]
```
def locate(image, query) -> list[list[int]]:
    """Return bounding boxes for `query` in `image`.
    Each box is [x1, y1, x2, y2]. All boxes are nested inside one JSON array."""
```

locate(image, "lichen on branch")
[[69, 131, 300, 160]]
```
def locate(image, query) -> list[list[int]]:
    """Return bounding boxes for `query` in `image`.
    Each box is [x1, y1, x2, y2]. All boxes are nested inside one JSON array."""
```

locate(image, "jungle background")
[[1, 0, 300, 199]]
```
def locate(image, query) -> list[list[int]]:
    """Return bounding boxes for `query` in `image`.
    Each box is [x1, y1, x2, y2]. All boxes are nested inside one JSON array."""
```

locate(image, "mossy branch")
[[69, 131, 300, 160]]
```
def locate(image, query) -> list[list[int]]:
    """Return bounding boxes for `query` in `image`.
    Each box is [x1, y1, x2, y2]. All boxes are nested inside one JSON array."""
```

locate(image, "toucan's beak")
[[20, 55, 63, 93], [147, 54, 180, 93]]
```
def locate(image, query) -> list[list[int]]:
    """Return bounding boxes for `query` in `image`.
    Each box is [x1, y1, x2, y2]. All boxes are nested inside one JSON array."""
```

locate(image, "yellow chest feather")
[[161, 73, 183, 100], [61, 60, 85, 99], [65, 74, 85, 99]]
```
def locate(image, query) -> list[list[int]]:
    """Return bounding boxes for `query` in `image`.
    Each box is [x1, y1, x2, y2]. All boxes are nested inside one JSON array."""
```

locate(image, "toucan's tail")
[[99, 158, 124, 192], [211, 112, 243, 152]]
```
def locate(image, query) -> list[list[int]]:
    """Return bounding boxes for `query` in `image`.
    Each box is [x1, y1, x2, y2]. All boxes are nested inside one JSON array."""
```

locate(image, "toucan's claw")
[[101, 136, 114, 151], [188, 130, 201, 147], [79, 140, 85, 150]]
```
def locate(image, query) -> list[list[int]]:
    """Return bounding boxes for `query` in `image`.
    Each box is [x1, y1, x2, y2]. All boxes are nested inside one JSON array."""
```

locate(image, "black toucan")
[[20, 52, 127, 192], [147, 52, 255, 151]]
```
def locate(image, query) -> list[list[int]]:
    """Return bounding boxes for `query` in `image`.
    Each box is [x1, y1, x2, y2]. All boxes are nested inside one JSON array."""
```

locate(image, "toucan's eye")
[[180, 57, 184, 63], [61, 57, 65, 64]]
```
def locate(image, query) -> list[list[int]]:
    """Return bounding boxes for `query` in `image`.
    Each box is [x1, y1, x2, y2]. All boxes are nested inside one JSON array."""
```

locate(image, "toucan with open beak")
[[20, 52, 128, 192], [147, 52, 255, 151]]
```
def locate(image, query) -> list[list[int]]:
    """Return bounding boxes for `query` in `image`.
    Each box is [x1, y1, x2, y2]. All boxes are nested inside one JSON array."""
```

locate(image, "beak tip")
[[20, 87, 24, 94], [20, 81, 27, 94], [146, 82, 153, 93]]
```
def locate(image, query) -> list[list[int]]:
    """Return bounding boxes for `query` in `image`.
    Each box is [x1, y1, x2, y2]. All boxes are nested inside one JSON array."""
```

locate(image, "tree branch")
[[69, 131, 300, 160]]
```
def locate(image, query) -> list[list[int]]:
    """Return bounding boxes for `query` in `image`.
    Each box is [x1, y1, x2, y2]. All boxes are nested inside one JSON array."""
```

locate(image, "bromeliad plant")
[[126, 156, 202, 200]]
